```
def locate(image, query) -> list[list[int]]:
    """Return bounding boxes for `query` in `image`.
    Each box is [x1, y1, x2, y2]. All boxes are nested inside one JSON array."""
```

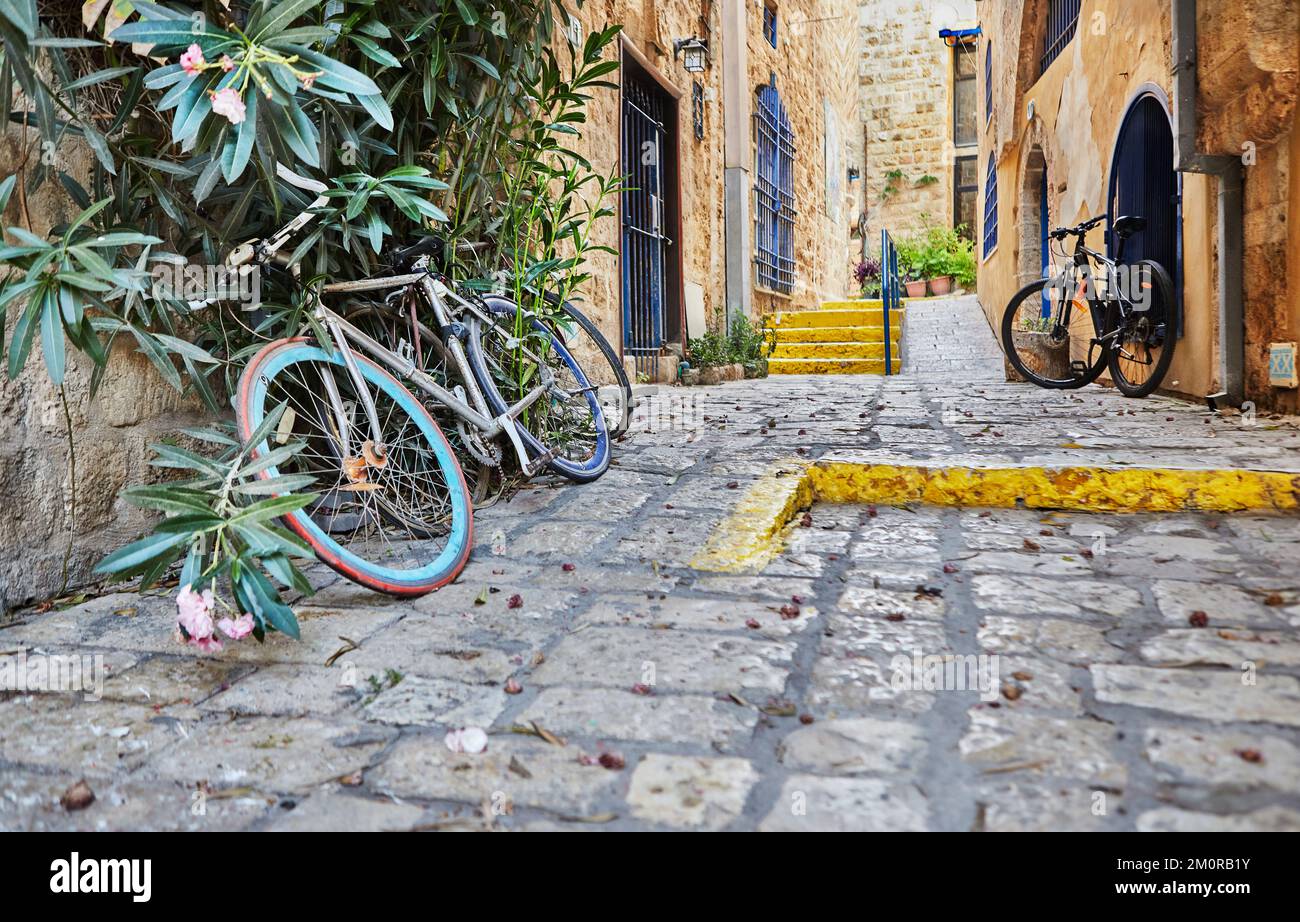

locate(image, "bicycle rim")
[[1107, 260, 1177, 398], [236, 338, 472, 596], [1002, 277, 1106, 389]]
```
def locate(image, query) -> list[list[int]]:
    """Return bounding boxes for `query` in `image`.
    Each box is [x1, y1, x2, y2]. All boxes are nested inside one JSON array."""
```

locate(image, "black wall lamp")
[[674, 37, 710, 73]]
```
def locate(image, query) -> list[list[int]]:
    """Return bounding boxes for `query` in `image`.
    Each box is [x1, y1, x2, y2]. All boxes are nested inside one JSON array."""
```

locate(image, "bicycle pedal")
[[523, 448, 559, 478], [1070, 360, 1091, 375]]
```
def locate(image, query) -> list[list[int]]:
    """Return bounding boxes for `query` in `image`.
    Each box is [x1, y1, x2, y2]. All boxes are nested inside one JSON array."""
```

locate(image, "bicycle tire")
[[236, 338, 473, 597], [1106, 259, 1177, 399], [539, 292, 633, 440], [1001, 277, 1108, 389], [464, 295, 611, 483]]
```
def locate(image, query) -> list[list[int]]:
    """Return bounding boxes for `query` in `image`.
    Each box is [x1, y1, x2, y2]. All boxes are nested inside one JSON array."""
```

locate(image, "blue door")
[[621, 70, 671, 380], [1109, 94, 1181, 332]]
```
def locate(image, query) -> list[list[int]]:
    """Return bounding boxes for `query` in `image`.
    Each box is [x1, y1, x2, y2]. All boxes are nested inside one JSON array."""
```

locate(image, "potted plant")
[[854, 256, 882, 298], [903, 270, 928, 299]]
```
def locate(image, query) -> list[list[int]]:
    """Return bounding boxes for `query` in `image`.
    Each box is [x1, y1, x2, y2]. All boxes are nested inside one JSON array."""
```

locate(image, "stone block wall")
[[0, 135, 204, 614], [858, 0, 976, 259]]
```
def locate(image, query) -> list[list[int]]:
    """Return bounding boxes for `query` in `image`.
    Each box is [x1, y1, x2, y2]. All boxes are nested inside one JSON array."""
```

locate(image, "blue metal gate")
[[1108, 93, 1182, 332], [621, 71, 671, 380], [755, 77, 796, 294]]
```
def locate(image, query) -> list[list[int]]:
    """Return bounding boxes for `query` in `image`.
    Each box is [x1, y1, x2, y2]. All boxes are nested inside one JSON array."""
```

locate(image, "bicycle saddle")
[[390, 235, 446, 272], [1112, 215, 1147, 239]]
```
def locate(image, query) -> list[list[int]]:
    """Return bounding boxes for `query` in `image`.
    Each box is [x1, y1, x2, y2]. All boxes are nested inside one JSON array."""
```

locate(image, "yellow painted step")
[[768, 357, 891, 375], [771, 308, 904, 329], [776, 324, 901, 344], [772, 341, 899, 360], [818, 299, 887, 311]]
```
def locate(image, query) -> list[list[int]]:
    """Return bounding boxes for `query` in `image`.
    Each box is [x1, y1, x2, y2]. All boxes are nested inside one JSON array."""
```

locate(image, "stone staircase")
[[767, 299, 904, 375]]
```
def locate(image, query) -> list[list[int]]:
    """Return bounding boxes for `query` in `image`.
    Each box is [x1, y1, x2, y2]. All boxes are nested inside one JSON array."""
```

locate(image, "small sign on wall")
[[1269, 342, 1298, 389]]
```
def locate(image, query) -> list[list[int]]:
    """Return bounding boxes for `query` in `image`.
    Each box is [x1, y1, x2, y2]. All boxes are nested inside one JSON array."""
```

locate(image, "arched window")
[[754, 76, 796, 294], [983, 157, 999, 259], [1041, 0, 1080, 74]]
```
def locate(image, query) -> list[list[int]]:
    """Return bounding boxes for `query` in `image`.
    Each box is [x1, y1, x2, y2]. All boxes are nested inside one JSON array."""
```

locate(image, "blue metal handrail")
[[880, 229, 901, 376]]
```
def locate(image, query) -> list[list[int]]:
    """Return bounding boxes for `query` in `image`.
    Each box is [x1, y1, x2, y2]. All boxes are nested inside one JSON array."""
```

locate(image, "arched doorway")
[[1108, 92, 1182, 328]]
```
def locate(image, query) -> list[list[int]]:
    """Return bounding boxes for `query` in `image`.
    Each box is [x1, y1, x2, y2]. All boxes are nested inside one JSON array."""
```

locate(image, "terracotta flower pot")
[[904, 279, 928, 299], [928, 276, 952, 296]]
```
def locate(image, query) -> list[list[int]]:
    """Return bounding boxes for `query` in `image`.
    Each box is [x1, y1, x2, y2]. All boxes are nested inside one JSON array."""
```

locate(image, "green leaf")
[[0, 0, 38, 38], [235, 565, 300, 640], [277, 45, 380, 96], [224, 89, 258, 183], [94, 529, 192, 575], [39, 287, 64, 385], [60, 65, 137, 94], [251, 0, 323, 41], [356, 91, 393, 131], [228, 493, 314, 527], [350, 34, 400, 69], [6, 286, 43, 379]]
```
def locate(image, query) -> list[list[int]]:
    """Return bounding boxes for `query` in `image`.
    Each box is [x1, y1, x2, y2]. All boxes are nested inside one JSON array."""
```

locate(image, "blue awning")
[[939, 26, 983, 44]]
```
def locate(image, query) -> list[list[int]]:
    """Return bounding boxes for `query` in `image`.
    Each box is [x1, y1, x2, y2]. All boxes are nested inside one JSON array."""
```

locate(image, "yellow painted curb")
[[689, 461, 813, 572], [691, 460, 1300, 573]]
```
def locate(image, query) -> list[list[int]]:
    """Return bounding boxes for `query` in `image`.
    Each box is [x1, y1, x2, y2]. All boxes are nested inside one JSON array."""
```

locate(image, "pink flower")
[[220, 54, 235, 72], [210, 87, 246, 124], [180, 43, 206, 76], [176, 583, 223, 653], [444, 727, 488, 754], [217, 613, 255, 641]]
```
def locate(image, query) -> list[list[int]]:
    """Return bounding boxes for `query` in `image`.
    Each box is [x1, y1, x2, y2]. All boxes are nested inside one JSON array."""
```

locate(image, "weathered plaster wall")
[[0, 136, 204, 615], [978, 0, 1299, 407], [858, 0, 977, 253], [572, 0, 859, 337]]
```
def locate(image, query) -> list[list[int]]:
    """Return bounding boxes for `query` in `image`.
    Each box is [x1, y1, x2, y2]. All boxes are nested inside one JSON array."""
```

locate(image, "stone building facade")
[[977, 0, 1300, 410], [858, 0, 979, 259], [2, 1, 861, 611], [571, 0, 861, 365]]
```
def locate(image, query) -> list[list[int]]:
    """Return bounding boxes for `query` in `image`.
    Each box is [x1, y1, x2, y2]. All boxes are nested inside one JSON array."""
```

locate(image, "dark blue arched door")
[[1108, 94, 1181, 327]]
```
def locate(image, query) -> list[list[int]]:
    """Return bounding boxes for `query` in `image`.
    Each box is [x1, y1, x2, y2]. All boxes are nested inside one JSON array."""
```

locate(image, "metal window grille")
[[763, 5, 777, 48], [691, 80, 704, 141], [621, 73, 670, 380], [983, 156, 999, 259], [984, 39, 993, 123], [754, 76, 796, 294], [1040, 0, 1080, 74]]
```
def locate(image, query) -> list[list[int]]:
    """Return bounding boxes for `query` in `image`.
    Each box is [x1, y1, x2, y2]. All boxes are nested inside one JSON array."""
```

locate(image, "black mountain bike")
[[1001, 214, 1177, 398]]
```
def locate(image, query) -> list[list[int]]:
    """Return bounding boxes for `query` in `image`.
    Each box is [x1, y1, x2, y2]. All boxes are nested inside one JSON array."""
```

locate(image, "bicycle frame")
[[227, 165, 559, 477]]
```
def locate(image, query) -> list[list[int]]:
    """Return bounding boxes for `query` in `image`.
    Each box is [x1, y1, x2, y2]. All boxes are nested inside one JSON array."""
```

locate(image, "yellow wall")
[[979, 0, 1299, 406]]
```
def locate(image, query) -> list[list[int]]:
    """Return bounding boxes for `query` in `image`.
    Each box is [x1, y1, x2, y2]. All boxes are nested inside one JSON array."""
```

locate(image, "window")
[[763, 5, 777, 48], [954, 43, 977, 148], [983, 157, 999, 259], [755, 77, 796, 293], [955, 155, 978, 240], [691, 81, 704, 141], [984, 39, 993, 123], [1041, 0, 1080, 74]]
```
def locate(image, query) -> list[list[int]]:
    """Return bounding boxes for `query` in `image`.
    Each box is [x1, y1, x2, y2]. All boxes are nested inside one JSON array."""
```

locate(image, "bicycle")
[[216, 165, 610, 595], [1001, 214, 1177, 398]]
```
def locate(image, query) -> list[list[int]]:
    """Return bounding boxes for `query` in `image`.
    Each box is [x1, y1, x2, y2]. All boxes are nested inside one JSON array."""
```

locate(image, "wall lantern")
[[673, 37, 710, 73]]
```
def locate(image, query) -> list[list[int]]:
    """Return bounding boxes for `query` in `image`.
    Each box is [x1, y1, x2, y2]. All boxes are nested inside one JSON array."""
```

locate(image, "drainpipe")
[[1172, 0, 1245, 405], [721, 0, 752, 329]]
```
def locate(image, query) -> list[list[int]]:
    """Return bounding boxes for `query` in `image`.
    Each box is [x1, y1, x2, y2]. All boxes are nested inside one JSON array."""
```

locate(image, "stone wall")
[[977, 0, 1300, 410], [858, 0, 977, 258], [571, 0, 860, 336], [0, 136, 204, 615]]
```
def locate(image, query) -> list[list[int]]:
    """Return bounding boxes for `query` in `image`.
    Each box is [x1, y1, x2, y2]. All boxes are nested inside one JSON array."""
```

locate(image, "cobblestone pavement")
[[4, 298, 1300, 831]]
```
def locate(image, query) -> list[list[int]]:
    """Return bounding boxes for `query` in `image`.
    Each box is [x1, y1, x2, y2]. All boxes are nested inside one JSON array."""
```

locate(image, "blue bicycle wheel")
[[236, 338, 473, 596], [465, 296, 611, 483]]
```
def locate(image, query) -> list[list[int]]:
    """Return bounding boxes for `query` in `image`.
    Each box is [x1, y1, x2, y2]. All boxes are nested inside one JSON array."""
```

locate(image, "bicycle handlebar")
[[1049, 215, 1106, 241]]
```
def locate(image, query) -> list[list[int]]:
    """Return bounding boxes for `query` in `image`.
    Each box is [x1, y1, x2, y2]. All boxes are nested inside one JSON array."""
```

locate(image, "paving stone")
[[977, 615, 1123, 665], [507, 520, 616, 559], [517, 687, 757, 750], [0, 696, 179, 775], [990, 656, 1084, 713], [759, 776, 928, 831], [142, 716, 394, 794], [264, 791, 425, 832], [837, 585, 947, 622], [1091, 665, 1300, 726], [959, 710, 1126, 786], [776, 717, 926, 775], [1143, 727, 1300, 793], [362, 675, 507, 728], [1136, 806, 1300, 832], [971, 574, 1143, 619], [1139, 629, 1300, 668], [964, 552, 1094, 577], [199, 664, 361, 717], [1151, 581, 1282, 628], [367, 735, 625, 817], [625, 754, 757, 829], [0, 772, 268, 832], [532, 627, 793, 695], [99, 655, 248, 706], [977, 783, 1117, 832], [577, 592, 811, 637]]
